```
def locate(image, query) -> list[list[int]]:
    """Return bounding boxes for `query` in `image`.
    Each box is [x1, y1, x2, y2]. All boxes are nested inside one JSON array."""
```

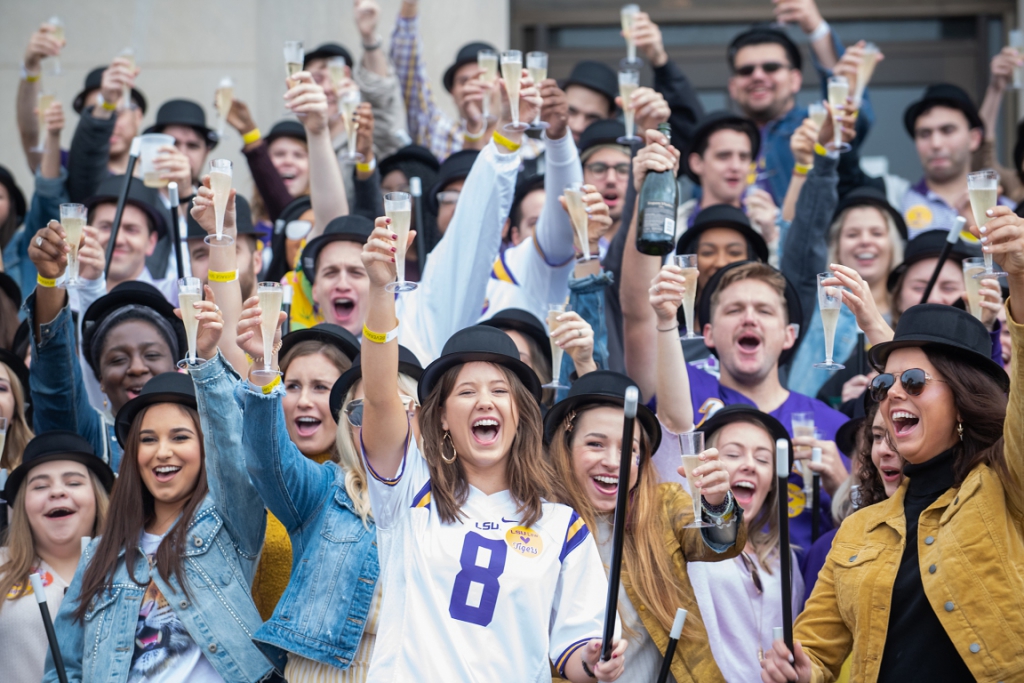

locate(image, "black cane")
[[601, 386, 639, 661], [282, 283, 292, 335], [776, 438, 795, 665], [103, 136, 141, 278], [856, 330, 866, 378], [920, 216, 966, 305], [811, 446, 822, 543], [30, 572, 68, 683], [168, 182, 184, 280], [655, 608, 688, 683], [411, 177, 427, 273]]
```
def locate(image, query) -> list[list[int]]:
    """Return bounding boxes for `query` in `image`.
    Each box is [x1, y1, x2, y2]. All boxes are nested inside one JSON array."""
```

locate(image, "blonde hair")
[[709, 262, 788, 323], [0, 469, 109, 607], [0, 362, 34, 470], [281, 340, 353, 462], [826, 205, 905, 279]]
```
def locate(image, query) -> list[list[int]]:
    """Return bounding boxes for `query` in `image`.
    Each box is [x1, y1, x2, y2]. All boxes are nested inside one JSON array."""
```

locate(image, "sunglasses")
[[435, 190, 461, 206], [869, 369, 946, 402], [585, 162, 631, 177], [733, 62, 788, 77], [344, 396, 418, 427]]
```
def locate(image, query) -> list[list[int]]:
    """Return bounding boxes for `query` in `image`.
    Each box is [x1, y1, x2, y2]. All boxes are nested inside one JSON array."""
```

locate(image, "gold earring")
[[441, 430, 457, 464], [957, 422, 964, 441]]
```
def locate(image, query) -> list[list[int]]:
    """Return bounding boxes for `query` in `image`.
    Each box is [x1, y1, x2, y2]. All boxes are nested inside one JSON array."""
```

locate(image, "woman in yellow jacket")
[[762, 204, 1024, 683]]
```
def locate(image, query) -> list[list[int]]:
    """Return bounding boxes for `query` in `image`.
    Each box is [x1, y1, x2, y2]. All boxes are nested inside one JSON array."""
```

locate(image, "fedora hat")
[[418, 325, 541, 403], [73, 66, 147, 114], [304, 42, 353, 69], [330, 345, 424, 420], [561, 60, 618, 109], [144, 99, 218, 148], [886, 229, 981, 292], [300, 215, 375, 283], [697, 403, 793, 469], [443, 42, 498, 93], [479, 308, 552, 368], [4, 431, 114, 505], [426, 149, 479, 214], [544, 371, 661, 451], [279, 324, 360, 367], [115, 372, 198, 447], [832, 186, 908, 240], [677, 205, 769, 264], [903, 83, 983, 137]]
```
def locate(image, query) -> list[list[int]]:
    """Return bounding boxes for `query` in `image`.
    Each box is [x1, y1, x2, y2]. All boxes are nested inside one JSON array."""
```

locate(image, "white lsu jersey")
[[363, 438, 613, 682]]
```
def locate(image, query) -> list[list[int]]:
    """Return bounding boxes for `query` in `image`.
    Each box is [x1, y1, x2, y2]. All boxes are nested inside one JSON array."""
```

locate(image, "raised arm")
[[16, 21, 63, 171], [352, 102, 386, 220], [649, 263, 694, 432], [775, 0, 838, 70]]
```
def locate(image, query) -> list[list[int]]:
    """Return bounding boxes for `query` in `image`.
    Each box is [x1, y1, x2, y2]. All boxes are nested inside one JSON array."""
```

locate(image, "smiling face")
[[137, 403, 203, 512], [836, 206, 894, 287], [913, 106, 981, 185], [713, 421, 774, 520], [569, 406, 640, 514], [728, 43, 801, 124], [881, 347, 959, 464], [898, 257, 965, 312], [689, 129, 752, 206], [92, 203, 157, 286], [584, 147, 630, 223], [0, 363, 15, 422], [98, 320, 177, 413], [283, 352, 343, 457], [440, 362, 519, 481], [269, 137, 310, 196], [312, 240, 369, 335], [695, 227, 750, 289], [870, 409, 904, 498], [23, 460, 98, 555], [706, 278, 794, 386]]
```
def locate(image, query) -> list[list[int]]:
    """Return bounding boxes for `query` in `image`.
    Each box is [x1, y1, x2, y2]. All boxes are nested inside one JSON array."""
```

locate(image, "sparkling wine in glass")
[[851, 43, 880, 108], [501, 51, 530, 133], [807, 102, 828, 129], [340, 89, 363, 161], [672, 254, 700, 339], [679, 431, 713, 528], [35, 91, 55, 153], [1011, 31, 1024, 89], [385, 192, 417, 293], [814, 272, 845, 369], [526, 52, 549, 129], [478, 50, 498, 121], [284, 41, 304, 87], [215, 77, 234, 139], [826, 76, 850, 153], [791, 412, 815, 500], [962, 257, 986, 320], [60, 203, 87, 287], [328, 56, 347, 93], [968, 170, 1006, 278], [545, 303, 571, 390], [563, 183, 591, 262], [177, 277, 202, 368], [252, 282, 284, 382], [118, 48, 135, 110], [206, 159, 234, 246], [47, 16, 63, 75], [616, 69, 642, 144], [621, 4, 641, 66]]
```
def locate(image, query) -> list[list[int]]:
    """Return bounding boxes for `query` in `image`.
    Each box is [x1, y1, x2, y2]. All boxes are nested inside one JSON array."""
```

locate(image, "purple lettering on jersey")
[[449, 532, 507, 626]]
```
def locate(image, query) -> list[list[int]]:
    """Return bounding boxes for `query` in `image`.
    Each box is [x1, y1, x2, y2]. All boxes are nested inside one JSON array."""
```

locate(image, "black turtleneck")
[[878, 448, 973, 682]]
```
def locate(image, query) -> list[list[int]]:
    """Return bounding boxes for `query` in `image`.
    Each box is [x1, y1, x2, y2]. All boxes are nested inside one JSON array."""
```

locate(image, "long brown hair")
[[74, 403, 209, 621], [0, 361, 33, 470], [418, 363, 552, 528], [547, 404, 685, 635], [854, 403, 890, 508]]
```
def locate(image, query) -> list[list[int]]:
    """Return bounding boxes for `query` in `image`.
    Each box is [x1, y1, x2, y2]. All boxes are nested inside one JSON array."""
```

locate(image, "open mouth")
[[44, 507, 76, 519], [295, 416, 321, 438], [332, 298, 355, 321], [280, 172, 297, 181], [592, 474, 618, 496], [471, 417, 500, 445], [732, 479, 756, 507], [879, 467, 902, 483], [125, 386, 145, 400], [891, 410, 920, 437], [736, 334, 762, 354], [602, 191, 619, 207], [153, 465, 182, 483], [854, 252, 878, 267]]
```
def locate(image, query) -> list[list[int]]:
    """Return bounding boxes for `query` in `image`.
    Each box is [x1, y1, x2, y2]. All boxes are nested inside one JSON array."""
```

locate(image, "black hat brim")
[[903, 97, 983, 138], [677, 219, 770, 264], [279, 326, 360, 365], [418, 351, 542, 404], [544, 393, 661, 451], [867, 337, 1008, 392], [833, 193, 908, 241], [4, 451, 115, 505], [115, 390, 199, 447], [301, 232, 371, 283], [697, 404, 793, 469], [479, 315, 552, 368], [329, 353, 424, 420]]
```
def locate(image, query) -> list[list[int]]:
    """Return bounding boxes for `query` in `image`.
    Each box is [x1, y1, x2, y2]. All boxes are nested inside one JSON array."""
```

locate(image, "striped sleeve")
[[559, 511, 589, 563], [554, 637, 592, 677], [361, 428, 428, 530]]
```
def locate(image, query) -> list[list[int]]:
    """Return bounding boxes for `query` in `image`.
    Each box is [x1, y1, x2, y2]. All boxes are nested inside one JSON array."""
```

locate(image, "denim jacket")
[[241, 380, 379, 668], [554, 271, 613, 401], [44, 354, 274, 683], [3, 168, 68, 304]]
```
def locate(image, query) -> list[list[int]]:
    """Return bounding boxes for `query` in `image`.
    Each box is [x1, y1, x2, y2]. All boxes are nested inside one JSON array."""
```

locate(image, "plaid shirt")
[[390, 14, 466, 162]]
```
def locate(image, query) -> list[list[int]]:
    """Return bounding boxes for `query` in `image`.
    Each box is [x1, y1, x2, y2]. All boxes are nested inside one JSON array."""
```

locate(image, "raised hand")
[[550, 311, 597, 376], [78, 226, 106, 281], [622, 87, 670, 136], [975, 277, 1003, 331], [354, 102, 375, 162], [41, 98, 65, 138], [538, 79, 569, 139], [362, 218, 416, 290], [99, 57, 138, 110], [190, 176, 237, 237], [152, 145, 193, 190], [632, 127, 679, 192], [631, 12, 668, 68], [559, 184, 612, 257], [979, 205, 1024, 276], [355, 0, 380, 41], [824, 263, 893, 344], [498, 70, 541, 137], [676, 447, 731, 505], [790, 437, 848, 495], [989, 46, 1022, 93], [745, 189, 779, 245], [24, 22, 64, 72], [790, 117, 819, 167], [175, 285, 224, 361], [817, 100, 856, 147], [227, 99, 258, 139], [772, 0, 825, 35], [286, 71, 329, 135], [457, 66, 487, 130], [28, 221, 69, 280], [649, 264, 686, 324]]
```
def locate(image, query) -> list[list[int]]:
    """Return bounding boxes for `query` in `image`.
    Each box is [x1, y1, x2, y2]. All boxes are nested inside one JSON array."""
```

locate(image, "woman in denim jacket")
[[44, 301, 277, 683]]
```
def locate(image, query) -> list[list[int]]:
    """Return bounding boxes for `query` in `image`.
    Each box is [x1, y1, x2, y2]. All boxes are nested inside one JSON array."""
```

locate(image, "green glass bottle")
[[636, 122, 678, 256]]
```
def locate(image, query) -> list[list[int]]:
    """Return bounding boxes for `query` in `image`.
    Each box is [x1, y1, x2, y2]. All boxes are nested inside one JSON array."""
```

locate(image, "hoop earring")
[[957, 422, 964, 441], [441, 430, 457, 464]]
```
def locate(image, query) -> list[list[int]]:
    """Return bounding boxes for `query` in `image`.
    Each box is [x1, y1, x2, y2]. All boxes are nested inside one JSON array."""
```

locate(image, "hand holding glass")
[[545, 303, 570, 390], [206, 159, 234, 246], [814, 273, 845, 369], [679, 431, 713, 528], [526, 52, 549, 129], [60, 203, 87, 287], [252, 282, 284, 382], [384, 192, 416, 292], [968, 170, 1006, 278], [616, 69, 642, 144], [478, 50, 498, 121], [671, 254, 700, 339], [500, 51, 530, 132], [563, 183, 590, 262], [826, 76, 851, 153], [177, 277, 202, 368]]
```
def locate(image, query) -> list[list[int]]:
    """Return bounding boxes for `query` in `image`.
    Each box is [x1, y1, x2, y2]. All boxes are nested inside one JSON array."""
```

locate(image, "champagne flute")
[[59, 203, 87, 288], [807, 102, 828, 129], [34, 90, 55, 153], [616, 69, 642, 144], [621, 4, 641, 67], [526, 52, 549, 130], [252, 282, 284, 382], [672, 254, 700, 339], [328, 56, 347, 93], [340, 89, 363, 161], [679, 431, 713, 528], [501, 50, 530, 132], [176, 277, 202, 368], [814, 272, 845, 369], [962, 257, 987, 320], [284, 41, 304, 87], [206, 159, 234, 246], [47, 16, 63, 75], [384, 192, 417, 292], [214, 77, 234, 139], [478, 50, 498, 121], [791, 413, 815, 502], [1011, 30, 1024, 89], [563, 183, 590, 262], [968, 170, 1006, 278], [826, 76, 850, 153], [851, 42, 880, 108], [544, 303, 571, 390], [118, 48, 135, 110]]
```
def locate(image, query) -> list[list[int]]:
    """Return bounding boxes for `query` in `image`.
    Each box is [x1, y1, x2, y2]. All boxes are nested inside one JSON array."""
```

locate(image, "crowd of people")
[[1, 0, 1023, 681]]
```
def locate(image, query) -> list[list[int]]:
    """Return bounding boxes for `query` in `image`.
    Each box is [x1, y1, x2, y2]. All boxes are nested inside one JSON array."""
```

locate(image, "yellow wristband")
[[242, 128, 262, 145], [793, 162, 812, 177], [261, 375, 282, 394], [814, 142, 829, 157], [492, 131, 520, 153], [363, 321, 399, 344], [208, 269, 238, 283], [102, 99, 118, 112], [36, 274, 57, 288], [25, 74, 40, 83], [356, 160, 374, 173]]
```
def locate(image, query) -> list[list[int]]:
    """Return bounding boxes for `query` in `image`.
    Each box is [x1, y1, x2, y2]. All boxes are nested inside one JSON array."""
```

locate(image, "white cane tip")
[[947, 215, 965, 243], [773, 626, 784, 642], [409, 177, 422, 195], [775, 439, 789, 478], [811, 447, 822, 464], [29, 573, 47, 603], [670, 608, 687, 638], [623, 386, 639, 418], [129, 136, 142, 157]]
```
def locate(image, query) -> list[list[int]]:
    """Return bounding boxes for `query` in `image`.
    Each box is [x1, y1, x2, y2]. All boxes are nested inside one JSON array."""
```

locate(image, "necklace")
[[736, 551, 766, 662]]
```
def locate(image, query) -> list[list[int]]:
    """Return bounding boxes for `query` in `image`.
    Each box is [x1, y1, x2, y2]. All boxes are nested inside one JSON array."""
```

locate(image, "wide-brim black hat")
[[4, 430, 114, 505], [380, 145, 441, 180], [544, 371, 661, 451], [144, 99, 219, 148], [186, 194, 256, 240], [443, 41, 497, 93], [330, 345, 424, 419], [0, 347, 32, 425], [418, 325, 542, 403], [867, 303, 1008, 390], [835, 389, 874, 458], [265, 119, 308, 146], [427, 149, 479, 214], [697, 259, 803, 365], [479, 308, 552, 368], [697, 403, 793, 469], [885, 229, 981, 292], [304, 42, 353, 69], [561, 60, 619, 109], [301, 215, 375, 283], [677, 204, 770, 264], [903, 83, 983, 138], [73, 66, 147, 114], [683, 112, 761, 184], [0, 165, 27, 225], [85, 175, 171, 238], [578, 119, 628, 161], [833, 186, 908, 240], [279, 323, 360, 367], [115, 372, 198, 447], [0, 271, 22, 309]]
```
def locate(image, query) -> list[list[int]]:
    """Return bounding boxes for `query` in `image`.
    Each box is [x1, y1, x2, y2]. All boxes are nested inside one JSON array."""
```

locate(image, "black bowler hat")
[[279, 324, 360, 368], [885, 229, 981, 293], [562, 60, 619, 110], [443, 41, 497, 93], [4, 431, 114, 505], [578, 119, 628, 161], [304, 42, 354, 69], [833, 186, 908, 240], [115, 372, 198, 446], [544, 371, 661, 451], [0, 347, 32, 425], [144, 99, 219, 148], [73, 65, 147, 114], [186, 194, 256, 240], [835, 390, 874, 458], [418, 325, 542, 403], [868, 304, 1008, 390], [301, 215, 375, 283], [697, 403, 793, 469], [727, 25, 802, 72], [0, 165, 27, 225], [265, 119, 308, 146], [85, 175, 171, 238], [379, 145, 440, 180], [330, 345, 424, 420], [683, 111, 761, 184], [903, 83, 983, 137], [697, 260, 804, 365], [677, 204, 770, 264], [427, 149, 479, 214], [479, 308, 552, 368]]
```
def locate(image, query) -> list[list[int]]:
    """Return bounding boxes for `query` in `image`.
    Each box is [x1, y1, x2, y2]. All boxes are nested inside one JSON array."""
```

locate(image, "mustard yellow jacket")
[[794, 309, 1024, 682]]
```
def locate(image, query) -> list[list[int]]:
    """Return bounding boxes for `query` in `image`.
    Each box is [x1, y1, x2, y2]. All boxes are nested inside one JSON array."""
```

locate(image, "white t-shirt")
[[126, 532, 223, 683], [364, 438, 612, 682], [0, 551, 69, 683]]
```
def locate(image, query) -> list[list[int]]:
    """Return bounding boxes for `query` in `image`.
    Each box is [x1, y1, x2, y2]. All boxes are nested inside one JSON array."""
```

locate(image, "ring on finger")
[[36, 236, 43, 247]]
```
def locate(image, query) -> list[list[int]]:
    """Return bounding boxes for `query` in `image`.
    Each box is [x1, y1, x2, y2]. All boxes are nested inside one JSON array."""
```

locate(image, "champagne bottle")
[[636, 123, 678, 256]]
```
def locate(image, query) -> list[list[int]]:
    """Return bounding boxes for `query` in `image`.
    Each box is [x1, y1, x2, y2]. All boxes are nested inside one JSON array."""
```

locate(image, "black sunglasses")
[[869, 369, 946, 402], [734, 62, 788, 77], [345, 396, 417, 427]]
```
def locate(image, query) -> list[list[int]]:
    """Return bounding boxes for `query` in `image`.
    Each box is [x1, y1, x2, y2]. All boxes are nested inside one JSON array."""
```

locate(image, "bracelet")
[[36, 274, 57, 288], [363, 320, 399, 344], [808, 19, 831, 42], [793, 162, 812, 177], [702, 490, 733, 516], [492, 131, 521, 153], [242, 128, 262, 145], [362, 36, 382, 51], [208, 269, 238, 283], [657, 324, 679, 332], [261, 375, 282, 394], [356, 157, 376, 173], [177, 193, 196, 206], [248, 340, 283, 368], [463, 122, 485, 141], [25, 73, 40, 83], [813, 142, 829, 157]]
